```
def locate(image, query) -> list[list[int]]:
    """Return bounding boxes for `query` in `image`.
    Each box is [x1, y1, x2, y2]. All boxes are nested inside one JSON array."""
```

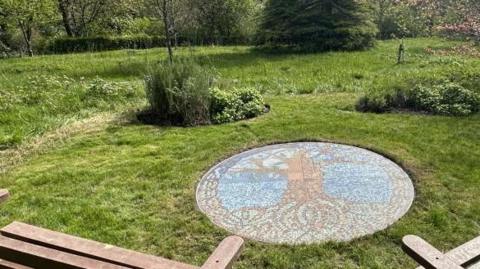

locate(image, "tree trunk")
[[58, 0, 75, 37], [0, 26, 11, 53], [19, 19, 33, 57], [0, 40, 11, 52], [162, 0, 174, 63], [171, 13, 178, 47]]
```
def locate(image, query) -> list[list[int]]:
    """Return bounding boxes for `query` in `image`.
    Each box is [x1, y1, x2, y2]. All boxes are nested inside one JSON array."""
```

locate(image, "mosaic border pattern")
[[196, 143, 415, 244]]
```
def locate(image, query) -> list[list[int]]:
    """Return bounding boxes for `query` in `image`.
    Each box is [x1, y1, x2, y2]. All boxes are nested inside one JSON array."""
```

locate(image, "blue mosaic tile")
[[323, 163, 392, 203], [196, 142, 415, 244], [218, 172, 288, 210]]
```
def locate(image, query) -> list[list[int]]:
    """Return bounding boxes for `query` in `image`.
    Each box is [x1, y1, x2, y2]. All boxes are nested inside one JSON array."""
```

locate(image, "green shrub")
[[407, 83, 479, 116], [408, 85, 443, 112], [357, 82, 480, 116], [433, 83, 479, 115], [236, 87, 265, 118], [210, 87, 265, 124], [355, 94, 389, 113], [144, 59, 214, 126], [210, 87, 242, 123]]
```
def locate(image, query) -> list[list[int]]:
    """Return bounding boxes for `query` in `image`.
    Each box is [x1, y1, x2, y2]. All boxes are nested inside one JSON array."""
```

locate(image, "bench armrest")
[[201, 236, 244, 269]]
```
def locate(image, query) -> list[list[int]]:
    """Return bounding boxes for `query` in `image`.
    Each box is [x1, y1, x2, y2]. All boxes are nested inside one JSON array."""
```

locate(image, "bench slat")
[[414, 235, 480, 269], [446, 235, 480, 268], [0, 235, 128, 269], [201, 236, 244, 269], [402, 235, 463, 269], [1, 222, 198, 269], [0, 258, 34, 269]]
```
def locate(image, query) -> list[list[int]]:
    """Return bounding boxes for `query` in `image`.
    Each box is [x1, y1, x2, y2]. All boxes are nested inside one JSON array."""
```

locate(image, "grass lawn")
[[0, 38, 479, 268], [2, 38, 479, 147]]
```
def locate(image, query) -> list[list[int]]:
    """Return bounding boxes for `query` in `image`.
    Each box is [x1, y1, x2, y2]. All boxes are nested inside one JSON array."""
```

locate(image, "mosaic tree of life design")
[[196, 142, 415, 244]]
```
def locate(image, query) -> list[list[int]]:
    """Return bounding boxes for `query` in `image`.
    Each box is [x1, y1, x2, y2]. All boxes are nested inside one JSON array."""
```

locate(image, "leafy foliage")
[[57, 0, 145, 37], [1, 0, 260, 56], [411, 83, 480, 116], [437, 20, 480, 43], [369, 0, 480, 40], [210, 87, 265, 124], [187, 0, 261, 44], [357, 81, 480, 116], [369, 0, 431, 39], [0, 0, 57, 56]]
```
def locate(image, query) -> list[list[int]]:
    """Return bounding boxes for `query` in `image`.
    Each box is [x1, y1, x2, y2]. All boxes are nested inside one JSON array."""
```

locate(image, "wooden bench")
[[0, 222, 244, 269], [402, 235, 480, 269]]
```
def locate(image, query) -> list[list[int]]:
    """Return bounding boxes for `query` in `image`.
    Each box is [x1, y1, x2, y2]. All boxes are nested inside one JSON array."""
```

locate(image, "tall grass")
[[1, 38, 479, 147]]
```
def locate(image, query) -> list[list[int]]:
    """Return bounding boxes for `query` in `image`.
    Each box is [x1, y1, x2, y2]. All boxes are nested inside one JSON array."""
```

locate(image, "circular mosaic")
[[196, 142, 414, 244]]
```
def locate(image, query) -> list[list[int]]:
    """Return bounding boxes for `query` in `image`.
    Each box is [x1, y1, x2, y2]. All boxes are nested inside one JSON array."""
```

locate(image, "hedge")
[[45, 34, 252, 54], [45, 35, 168, 54]]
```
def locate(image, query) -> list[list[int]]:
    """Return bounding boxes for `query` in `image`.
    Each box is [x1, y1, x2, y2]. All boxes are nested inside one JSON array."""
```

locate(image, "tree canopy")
[[0, 0, 478, 56], [0, 0, 56, 56]]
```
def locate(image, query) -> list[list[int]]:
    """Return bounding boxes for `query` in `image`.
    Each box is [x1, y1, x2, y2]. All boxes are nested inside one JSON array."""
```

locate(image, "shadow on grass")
[[71, 49, 315, 80]]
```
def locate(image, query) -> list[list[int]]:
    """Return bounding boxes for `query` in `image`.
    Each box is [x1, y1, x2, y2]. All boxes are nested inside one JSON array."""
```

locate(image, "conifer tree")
[[258, 0, 378, 51], [258, 0, 297, 44]]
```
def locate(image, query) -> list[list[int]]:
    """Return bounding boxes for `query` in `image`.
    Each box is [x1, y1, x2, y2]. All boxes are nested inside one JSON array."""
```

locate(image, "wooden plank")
[[201, 236, 244, 269], [415, 235, 480, 269], [0, 235, 129, 269], [469, 263, 480, 269], [1, 222, 198, 269], [0, 258, 34, 269], [0, 190, 9, 204], [402, 235, 463, 269], [443, 235, 480, 268]]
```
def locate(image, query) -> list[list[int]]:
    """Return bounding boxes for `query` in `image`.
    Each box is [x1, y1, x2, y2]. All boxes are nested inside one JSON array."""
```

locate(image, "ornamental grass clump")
[[142, 59, 266, 126], [144, 59, 213, 126]]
